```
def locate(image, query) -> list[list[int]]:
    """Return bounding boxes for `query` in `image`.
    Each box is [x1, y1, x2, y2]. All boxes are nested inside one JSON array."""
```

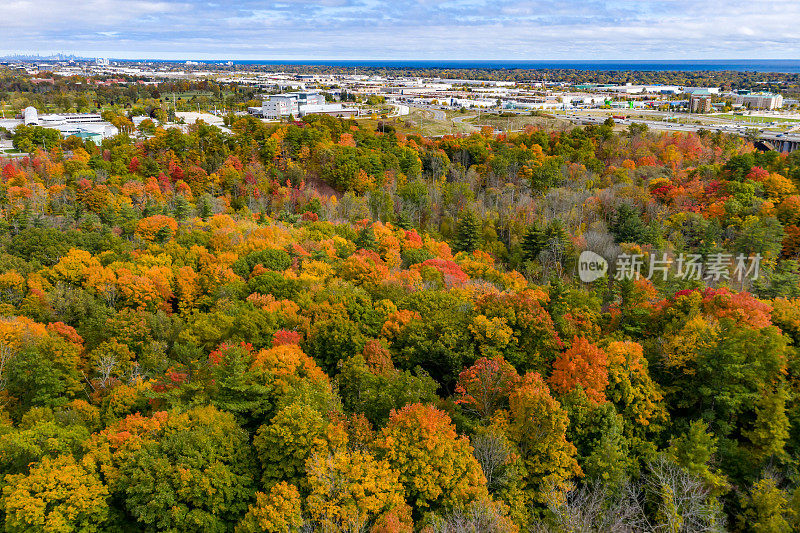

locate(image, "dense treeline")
[[0, 70, 258, 115], [188, 63, 800, 96], [2, 110, 800, 530]]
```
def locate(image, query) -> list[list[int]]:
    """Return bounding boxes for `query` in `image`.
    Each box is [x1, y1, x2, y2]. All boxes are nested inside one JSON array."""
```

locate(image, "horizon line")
[[3, 54, 800, 63]]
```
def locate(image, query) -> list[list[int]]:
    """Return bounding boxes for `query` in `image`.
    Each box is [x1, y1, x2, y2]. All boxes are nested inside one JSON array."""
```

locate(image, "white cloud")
[[2, 0, 800, 59]]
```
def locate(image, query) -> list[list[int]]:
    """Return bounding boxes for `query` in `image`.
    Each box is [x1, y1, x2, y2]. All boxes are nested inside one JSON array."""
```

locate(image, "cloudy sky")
[[1, 0, 798, 60]]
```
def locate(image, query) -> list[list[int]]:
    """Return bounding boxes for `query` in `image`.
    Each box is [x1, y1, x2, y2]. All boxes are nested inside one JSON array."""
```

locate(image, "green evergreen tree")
[[395, 210, 412, 230], [609, 203, 650, 245], [198, 194, 213, 221], [532, 219, 574, 274], [355, 225, 378, 251], [155, 224, 173, 244], [522, 221, 548, 262], [11, 205, 30, 234], [454, 209, 481, 253], [545, 219, 572, 256], [669, 420, 729, 496], [173, 195, 189, 221]]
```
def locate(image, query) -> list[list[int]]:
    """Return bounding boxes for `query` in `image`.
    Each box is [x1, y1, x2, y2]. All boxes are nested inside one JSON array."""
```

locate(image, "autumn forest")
[[2, 105, 800, 532]]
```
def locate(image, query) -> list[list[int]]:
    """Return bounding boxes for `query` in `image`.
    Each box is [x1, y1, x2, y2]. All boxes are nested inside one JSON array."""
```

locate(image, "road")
[[452, 114, 478, 124], [388, 104, 410, 117], [399, 103, 800, 148], [561, 113, 800, 147], [410, 105, 446, 121]]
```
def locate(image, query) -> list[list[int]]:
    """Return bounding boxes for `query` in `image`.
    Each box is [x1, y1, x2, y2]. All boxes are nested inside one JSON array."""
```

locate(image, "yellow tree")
[[2, 455, 111, 532], [254, 402, 345, 490], [605, 340, 667, 440], [236, 482, 304, 533], [373, 403, 488, 520], [505, 372, 581, 504], [305, 448, 413, 531]]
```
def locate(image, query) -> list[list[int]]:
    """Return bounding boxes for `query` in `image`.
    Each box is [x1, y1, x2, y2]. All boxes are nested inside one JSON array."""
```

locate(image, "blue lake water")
[[198, 59, 800, 73]]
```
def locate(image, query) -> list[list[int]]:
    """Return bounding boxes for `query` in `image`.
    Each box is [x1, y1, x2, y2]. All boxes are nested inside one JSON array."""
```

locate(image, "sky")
[[1, 0, 799, 61]]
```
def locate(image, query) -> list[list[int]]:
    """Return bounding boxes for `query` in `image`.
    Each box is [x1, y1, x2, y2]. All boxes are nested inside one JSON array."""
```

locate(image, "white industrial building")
[[605, 84, 720, 95], [252, 92, 357, 119], [256, 92, 325, 118], [606, 84, 680, 94], [7, 107, 119, 143], [298, 103, 359, 118], [23, 107, 105, 126], [734, 92, 784, 110], [261, 96, 300, 119], [682, 86, 720, 95]]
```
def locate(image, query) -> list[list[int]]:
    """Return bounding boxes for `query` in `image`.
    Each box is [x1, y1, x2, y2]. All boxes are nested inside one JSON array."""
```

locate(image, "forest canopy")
[[0, 106, 800, 531]]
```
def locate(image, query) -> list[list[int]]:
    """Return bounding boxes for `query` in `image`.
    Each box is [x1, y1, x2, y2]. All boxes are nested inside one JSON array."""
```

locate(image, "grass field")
[[466, 112, 571, 132], [162, 91, 216, 99], [714, 114, 800, 124], [353, 115, 423, 136], [361, 109, 473, 137], [380, 108, 572, 137]]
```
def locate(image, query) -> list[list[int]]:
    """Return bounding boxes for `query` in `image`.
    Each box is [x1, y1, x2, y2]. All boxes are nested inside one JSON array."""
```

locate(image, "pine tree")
[[155, 224, 173, 243], [11, 204, 30, 234], [356, 225, 378, 251], [538, 219, 574, 273], [198, 194, 213, 221], [454, 209, 480, 253], [173, 195, 189, 221], [395, 210, 412, 230], [522, 221, 548, 262], [609, 203, 650, 244], [545, 219, 571, 256], [669, 420, 729, 496]]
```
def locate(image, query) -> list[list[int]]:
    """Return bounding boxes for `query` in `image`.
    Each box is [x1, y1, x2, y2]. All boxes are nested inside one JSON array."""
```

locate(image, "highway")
[[409, 104, 446, 121], [393, 101, 800, 150], [560, 113, 800, 148], [388, 104, 410, 117], [452, 114, 479, 129]]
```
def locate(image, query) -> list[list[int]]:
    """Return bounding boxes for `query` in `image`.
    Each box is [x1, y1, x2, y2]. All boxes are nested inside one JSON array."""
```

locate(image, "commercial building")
[[606, 84, 681, 94], [605, 84, 720, 96], [298, 103, 359, 118], [257, 92, 327, 119], [686, 89, 712, 113], [23, 107, 104, 127], [283, 92, 326, 106], [14, 107, 118, 142], [688, 92, 713, 113], [23, 106, 39, 125], [682, 86, 720, 95], [383, 83, 453, 95], [734, 92, 783, 110], [53, 123, 119, 143], [261, 97, 299, 119]]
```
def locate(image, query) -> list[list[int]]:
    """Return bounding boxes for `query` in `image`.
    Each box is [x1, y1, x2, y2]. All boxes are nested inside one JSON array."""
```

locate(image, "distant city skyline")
[[1, 0, 799, 61]]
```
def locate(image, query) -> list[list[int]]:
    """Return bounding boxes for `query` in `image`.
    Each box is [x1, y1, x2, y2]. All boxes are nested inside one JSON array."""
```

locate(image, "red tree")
[[549, 336, 609, 404]]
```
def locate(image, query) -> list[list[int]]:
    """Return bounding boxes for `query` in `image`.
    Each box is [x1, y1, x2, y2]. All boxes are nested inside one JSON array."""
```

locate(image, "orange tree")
[[373, 403, 488, 521]]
